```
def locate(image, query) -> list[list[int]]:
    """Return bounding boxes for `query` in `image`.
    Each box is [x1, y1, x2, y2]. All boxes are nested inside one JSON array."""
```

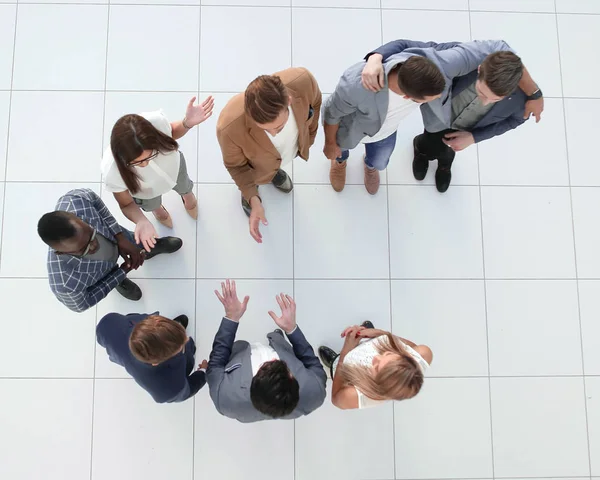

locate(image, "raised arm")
[[171, 95, 215, 139], [287, 326, 327, 385], [208, 280, 250, 410]]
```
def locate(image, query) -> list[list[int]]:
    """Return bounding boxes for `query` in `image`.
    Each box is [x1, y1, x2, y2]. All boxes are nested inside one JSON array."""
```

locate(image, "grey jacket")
[[206, 318, 327, 423], [323, 39, 514, 150]]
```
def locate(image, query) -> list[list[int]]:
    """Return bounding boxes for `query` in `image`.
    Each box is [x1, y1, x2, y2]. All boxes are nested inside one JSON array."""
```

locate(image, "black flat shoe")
[[361, 320, 375, 329], [173, 315, 189, 329], [412, 136, 429, 181], [115, 277, 142, 301], [318, 346, 339, 369], [145, 237, 183, 260], [435, 166, 452, 193]]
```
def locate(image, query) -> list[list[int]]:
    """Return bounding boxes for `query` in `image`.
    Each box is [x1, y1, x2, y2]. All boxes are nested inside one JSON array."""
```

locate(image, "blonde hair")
[[337, 332, 424, 401]]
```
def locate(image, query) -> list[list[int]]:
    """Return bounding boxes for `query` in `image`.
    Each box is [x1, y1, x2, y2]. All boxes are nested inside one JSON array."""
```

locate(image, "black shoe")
[[435, 166, 452, 193], [173, 315, 189, 329], [241, 195, 252, 218], [145, 236, 183, 260], [274, 328, 284, 337], [115, 277, 142, 301], [361, 320, 375, 329], [318, 346, 339, 369], [412, 136, 429, 181], [271, 169, 293, 193]]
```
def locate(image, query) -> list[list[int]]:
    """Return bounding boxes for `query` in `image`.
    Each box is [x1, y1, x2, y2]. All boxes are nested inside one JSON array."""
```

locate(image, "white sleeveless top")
[[332, 336, 429, 409]]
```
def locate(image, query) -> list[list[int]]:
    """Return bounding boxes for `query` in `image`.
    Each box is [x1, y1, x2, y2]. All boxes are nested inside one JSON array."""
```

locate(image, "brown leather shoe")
[[364, 163, 380, 195], [330, 160, 347, 192]]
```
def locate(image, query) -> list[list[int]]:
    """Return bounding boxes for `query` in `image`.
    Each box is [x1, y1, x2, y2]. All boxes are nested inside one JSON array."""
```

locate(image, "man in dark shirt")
[[96, 312, 207, 403]]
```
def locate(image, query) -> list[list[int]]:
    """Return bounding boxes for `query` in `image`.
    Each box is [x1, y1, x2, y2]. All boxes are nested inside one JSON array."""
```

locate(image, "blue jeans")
[[337, 132, 398, 171]]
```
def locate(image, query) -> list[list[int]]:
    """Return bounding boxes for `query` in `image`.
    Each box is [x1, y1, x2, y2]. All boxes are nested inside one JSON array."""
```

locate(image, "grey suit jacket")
[[371, 39, 528, 142], [206, 318, 327, 423], [323, 39, 513, 150]]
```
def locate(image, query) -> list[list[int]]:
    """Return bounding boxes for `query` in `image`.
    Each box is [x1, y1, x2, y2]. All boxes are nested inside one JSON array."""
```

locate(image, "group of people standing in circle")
[[36, 37, 543, 418]]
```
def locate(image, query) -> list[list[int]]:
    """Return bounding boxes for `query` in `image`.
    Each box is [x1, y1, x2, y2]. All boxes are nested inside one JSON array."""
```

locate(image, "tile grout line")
[[468, 3, 496, 478], [0, 2, 19, 275], [192, 4, 202, 479], [6, 276, 600, 281], [290, 1, 296, 478], [89, 3, 112, 480], [379, 1, 398, 477], [554, 1, 593, 477]]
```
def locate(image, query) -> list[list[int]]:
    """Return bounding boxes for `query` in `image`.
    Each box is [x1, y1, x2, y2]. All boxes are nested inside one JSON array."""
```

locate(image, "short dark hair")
[[478, 51, 523, 97], [397, 56, 446, 100], [250, 360, 299, 418], [129, 315, 187, 364], [37, 211, 77, 245], [244, 75, 289, 124]]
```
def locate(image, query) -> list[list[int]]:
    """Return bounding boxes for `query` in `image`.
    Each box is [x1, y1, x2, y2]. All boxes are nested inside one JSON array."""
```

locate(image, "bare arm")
[[330, 348, 360, 410], [170, 120, 192, 140], [113, 191, 146, 224]]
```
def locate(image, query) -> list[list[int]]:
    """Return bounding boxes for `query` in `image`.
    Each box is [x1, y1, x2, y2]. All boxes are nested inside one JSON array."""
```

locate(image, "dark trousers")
[[414, 129, 457, 169]]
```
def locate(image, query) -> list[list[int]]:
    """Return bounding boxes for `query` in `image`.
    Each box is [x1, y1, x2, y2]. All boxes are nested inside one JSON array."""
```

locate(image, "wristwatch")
[[527, 88, 543, 101]]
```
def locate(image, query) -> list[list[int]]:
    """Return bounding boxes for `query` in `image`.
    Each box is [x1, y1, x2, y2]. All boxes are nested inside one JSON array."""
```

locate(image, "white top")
[[250, 343, 280, 377], [266, 106, 299, 168], [362, 90, 418, 144], [333, 335, 429, 409], [101, 110, 181, 200]]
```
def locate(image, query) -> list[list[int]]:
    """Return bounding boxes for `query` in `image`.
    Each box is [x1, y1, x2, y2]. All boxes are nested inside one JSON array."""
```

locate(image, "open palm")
[[185, 95, 215, 127]]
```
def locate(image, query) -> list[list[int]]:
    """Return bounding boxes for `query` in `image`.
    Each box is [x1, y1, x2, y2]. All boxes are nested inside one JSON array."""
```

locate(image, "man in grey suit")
[[362, 40, 544, 192], [207, 280, 326, 423], [323, 39, 543, 194]]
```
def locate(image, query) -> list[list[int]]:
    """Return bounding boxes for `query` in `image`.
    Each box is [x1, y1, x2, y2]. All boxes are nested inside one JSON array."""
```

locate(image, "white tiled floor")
[[0, 1, 597, 480]]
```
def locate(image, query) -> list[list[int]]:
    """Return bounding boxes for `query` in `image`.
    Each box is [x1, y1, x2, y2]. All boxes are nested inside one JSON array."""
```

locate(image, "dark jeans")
[[414, 129, 457, 169], [337, 132, 398, 171]]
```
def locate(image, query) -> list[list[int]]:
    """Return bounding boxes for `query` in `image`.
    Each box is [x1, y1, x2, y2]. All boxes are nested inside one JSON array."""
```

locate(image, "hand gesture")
[[341, 325, 363, 352], [249, 203, 268, 244], [197, 359, 208, 371], [134, 218, 158, 253], [356, 328, 387, 339], [116, 238, 145, 270], [361, 54, 385, 92], [268, 294, 297, 334], [323, 142, 342, 161], [185, 96, 215, 127], [442, 131, 475, 152], [214, 279, 249, 322], [524, 97, 543, 123]]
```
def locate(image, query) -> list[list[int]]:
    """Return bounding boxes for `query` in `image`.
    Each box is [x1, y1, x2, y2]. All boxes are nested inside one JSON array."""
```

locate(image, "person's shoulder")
[[216, 93, 245, 135], [140, 109, 172, 135]]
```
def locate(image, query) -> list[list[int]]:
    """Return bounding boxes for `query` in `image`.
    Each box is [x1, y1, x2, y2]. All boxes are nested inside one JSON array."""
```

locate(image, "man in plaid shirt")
[[38, 188, 183, 313]]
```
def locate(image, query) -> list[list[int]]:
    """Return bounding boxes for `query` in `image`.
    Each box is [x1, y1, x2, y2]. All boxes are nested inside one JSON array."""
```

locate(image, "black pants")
[[414, 129, 457, 169]]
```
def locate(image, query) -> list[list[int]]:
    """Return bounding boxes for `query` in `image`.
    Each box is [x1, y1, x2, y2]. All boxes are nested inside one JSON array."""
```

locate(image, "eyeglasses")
[[80, 229, 97, 257], [128, 150, 159, 167]]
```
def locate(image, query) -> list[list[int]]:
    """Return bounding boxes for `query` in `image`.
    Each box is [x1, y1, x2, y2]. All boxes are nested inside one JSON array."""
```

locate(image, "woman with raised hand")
[[318, 322, 432, 410], [102, 96, 214, 252]]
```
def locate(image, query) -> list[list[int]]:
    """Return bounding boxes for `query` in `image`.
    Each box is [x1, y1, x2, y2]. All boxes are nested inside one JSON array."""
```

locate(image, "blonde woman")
[[318, 321, 432, 410]]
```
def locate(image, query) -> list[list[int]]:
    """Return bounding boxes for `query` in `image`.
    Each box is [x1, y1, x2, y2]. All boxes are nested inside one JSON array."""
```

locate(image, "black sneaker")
[[241, 195, 252, 218], [173, 315, 189, 329], [318, 346, 339, 369], [115, 277, 142, 301], [435, 166, 452, 193], [412, 136, 430, 181], [271, 169, 293, 193], [145, 237, 183, 260], [361, 320, 375, 329]]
